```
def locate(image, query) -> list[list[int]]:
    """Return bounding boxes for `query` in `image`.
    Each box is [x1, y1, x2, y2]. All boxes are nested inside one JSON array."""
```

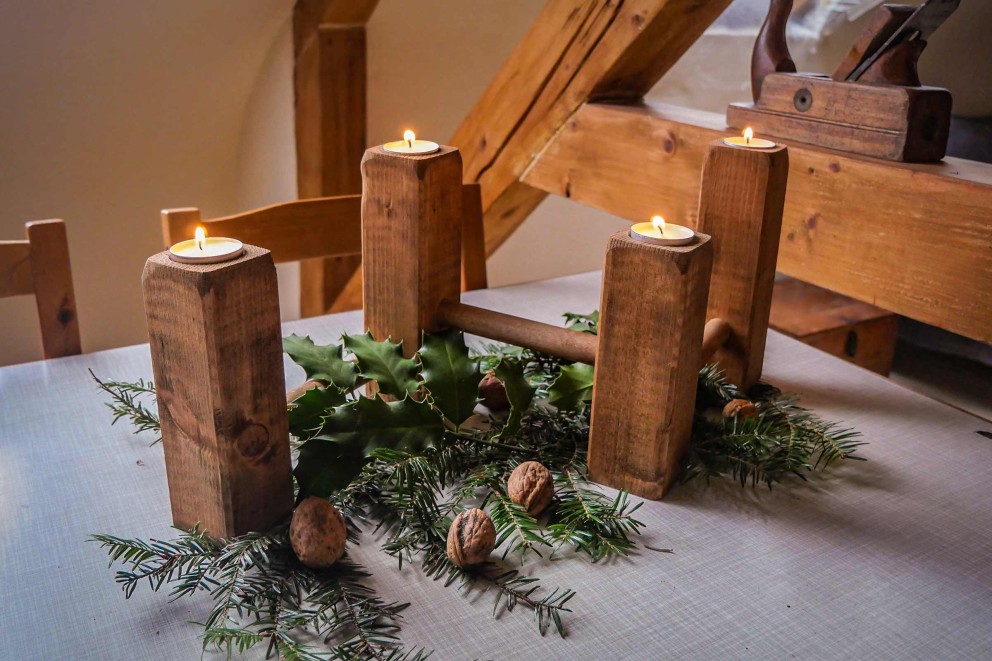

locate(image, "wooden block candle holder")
[[142, 245, 294, 537], [361, 144, 463, 355], [697, 139, 789, 390], [587, 231, 713, 499]]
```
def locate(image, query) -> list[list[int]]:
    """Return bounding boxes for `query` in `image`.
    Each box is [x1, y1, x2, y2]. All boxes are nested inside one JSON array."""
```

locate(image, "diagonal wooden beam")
[[523, 101, 992, 344], [450, 0, 733, 255]]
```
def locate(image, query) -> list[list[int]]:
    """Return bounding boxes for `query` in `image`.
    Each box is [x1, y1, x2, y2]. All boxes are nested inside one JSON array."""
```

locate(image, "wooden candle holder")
[[587, 231, 713, 499], [698, 140, 789, 390], [361, 144, 463, 356], [142, 245, 294, 537]]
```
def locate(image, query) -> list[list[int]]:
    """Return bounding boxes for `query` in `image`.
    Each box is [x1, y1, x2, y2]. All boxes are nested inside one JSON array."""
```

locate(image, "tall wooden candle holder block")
[[588, 231, 713, 499], [697, 140, 789, 390], [361, 144, 463, 356], [142, 245, 294, 537]]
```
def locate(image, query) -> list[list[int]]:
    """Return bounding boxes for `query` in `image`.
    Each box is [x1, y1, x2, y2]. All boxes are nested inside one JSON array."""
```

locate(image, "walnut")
[[478, 370, 510, 411], [507, 461, 554, 516], [290, 497, 347, 569], [287, 378, 329, 404], [446, 508, 496, 567], [723, 398, 759, 420]]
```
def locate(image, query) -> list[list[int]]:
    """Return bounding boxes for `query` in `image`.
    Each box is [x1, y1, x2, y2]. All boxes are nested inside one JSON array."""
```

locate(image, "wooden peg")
[[588, 231, 713, 500], [361, 145, 463, 356], [142, 245, 294, 537], [697, 140, 789, 390]]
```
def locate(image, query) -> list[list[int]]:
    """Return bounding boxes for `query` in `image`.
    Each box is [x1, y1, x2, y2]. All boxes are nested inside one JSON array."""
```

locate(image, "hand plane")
[[727, 0, 959, 163]]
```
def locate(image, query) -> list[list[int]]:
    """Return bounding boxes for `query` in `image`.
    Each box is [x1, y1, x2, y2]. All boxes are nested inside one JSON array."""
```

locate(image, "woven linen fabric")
[[1, 271, 990, 660]]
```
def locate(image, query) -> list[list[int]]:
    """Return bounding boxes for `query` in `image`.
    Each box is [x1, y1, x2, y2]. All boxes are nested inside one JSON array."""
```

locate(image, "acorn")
[[446, 508, 496, 567], [507, 461, 554, 516], [289, 497, 347, 569], [723, 398, 759, 420], [287, 378, 329, 404], [478, 370, 510, 411]]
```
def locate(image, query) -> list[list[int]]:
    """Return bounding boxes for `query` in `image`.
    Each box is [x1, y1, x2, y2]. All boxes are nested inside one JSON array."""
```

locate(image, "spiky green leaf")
[[343, 332, 420, 398], [547, 362, 595, 412], [287, 386, 347, 439], [282, 334, 358, 390], [418, 329, 481, 426], [493, 358, 535, 437]]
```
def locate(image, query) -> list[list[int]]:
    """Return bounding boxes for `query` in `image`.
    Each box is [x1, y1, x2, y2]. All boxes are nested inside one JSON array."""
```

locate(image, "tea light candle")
[[724, 127, 776, 149], [168, 227, 244, 264], [630, 215, 695, 246], [383, 130, 440, 155]]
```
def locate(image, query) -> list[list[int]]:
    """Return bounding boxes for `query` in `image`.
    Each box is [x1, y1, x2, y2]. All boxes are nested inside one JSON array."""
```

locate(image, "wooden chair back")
[[0, 219, 82, 359], [162, 184, 488, 293]]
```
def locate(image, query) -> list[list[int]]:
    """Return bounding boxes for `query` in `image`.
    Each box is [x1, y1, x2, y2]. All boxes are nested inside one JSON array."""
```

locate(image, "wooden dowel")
[[437, 300, 598, 365], [701, 317, 731, 364]]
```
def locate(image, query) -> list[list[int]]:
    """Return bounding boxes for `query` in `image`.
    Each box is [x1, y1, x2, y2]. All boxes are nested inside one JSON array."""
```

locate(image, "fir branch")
[[547, 469, 644, 561], [90, 369, 161, 444]]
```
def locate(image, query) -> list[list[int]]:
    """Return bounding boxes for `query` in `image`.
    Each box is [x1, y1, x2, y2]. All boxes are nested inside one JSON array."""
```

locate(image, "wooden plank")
[[523, 102, 992, 344], [293, 0, 378, 53], [450, 0, 732, 253], [295, 21, 367, 316], [0, 241, 33, 297], [697, 141, 789, 389], [361, 146, 463, 357], [771, 277, 898, 375], [460, 183, 487, 291], [142, 246, 294, 536], [26, 220, 81, 359], [589, 231, 712, 499], [162, 197, 362, 265]]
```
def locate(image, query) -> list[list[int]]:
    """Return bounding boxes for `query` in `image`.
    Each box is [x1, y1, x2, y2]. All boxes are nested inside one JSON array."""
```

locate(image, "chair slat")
[[26, 220, 81, 359]]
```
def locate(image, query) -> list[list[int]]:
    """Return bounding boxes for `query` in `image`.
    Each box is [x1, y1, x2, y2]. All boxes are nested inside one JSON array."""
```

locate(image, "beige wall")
[[1, 0, 988, 364]]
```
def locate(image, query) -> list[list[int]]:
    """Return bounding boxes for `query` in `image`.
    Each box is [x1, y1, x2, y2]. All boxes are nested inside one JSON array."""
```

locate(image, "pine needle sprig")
[[547, 469, 644, 561], [90, 370, 161, 444]]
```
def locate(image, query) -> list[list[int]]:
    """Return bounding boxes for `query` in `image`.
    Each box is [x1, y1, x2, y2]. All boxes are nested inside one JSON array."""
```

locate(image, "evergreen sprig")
[[93, 311, 864, 657]]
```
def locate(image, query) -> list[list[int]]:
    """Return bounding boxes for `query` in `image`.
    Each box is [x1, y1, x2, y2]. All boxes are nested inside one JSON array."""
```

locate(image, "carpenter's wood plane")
[[727, 0, 959, 163]]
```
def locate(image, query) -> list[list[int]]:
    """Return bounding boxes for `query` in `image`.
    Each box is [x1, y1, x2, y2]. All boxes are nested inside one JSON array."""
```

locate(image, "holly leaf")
[[563, 310, 599, 335], [294, 396, 444, 497], [288, 386, 347, 440], [418, 329, 481, 426], [283, 334, 358, 390], [493, 358, 535, 438], [548, 362, 595, 411], [343, 332, 420, 398]]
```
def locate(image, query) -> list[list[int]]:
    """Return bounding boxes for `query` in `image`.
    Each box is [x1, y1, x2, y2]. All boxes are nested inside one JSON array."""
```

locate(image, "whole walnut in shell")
[[290, 497, 347, 569], [507, 461, 554, 516], [446, 508, 496, 567], [723, 398, 759, 420], [478, 370, 510, 412]]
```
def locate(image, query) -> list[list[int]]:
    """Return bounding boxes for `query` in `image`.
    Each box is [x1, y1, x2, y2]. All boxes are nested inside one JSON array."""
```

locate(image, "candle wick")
[[406, 138, 413, 149], [746, 135, 750, 146]]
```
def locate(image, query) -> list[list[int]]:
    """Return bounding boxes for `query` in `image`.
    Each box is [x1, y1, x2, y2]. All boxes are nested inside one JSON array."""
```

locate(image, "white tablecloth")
[[2, 272, 990, 660]]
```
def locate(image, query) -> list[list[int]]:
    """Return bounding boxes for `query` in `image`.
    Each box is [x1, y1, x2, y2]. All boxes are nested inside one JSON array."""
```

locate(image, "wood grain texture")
[[524, 102, 992, 344], [361, 146, 463, 357], [589, 231, 712, 499], [697, 141, 789, 389], [25, 220, 81, 359], [771, 277, 898, 375], [295, 22, 367, 316], [142, 246, 293, 536], [460, 183, 488, 291], [162, 197, 362, 264], [450, 0, 731, 255], [437, 300, 597, 365], [728, 74, 952, 162]]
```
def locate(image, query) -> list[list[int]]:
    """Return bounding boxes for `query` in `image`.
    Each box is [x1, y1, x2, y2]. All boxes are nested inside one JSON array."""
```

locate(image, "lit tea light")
[[629, 215, 695, 246], [724, 127, 776, 149], [168, 226, 244, 264], [383, 129, 440, 154]]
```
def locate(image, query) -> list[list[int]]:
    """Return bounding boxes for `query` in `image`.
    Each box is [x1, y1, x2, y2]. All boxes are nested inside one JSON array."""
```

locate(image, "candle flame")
[[651, 215, 666, 235], [403, 129, 416, 149], [195, 226, 206, 251], [743, 127, 754, 145]]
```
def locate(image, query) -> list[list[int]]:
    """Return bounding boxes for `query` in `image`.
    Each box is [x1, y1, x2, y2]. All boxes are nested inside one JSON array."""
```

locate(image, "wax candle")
[[724, 127, 776, 150], [629, 215, 695, 246], [383, 130, 440, 155], [168, 227, 244, 264]]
